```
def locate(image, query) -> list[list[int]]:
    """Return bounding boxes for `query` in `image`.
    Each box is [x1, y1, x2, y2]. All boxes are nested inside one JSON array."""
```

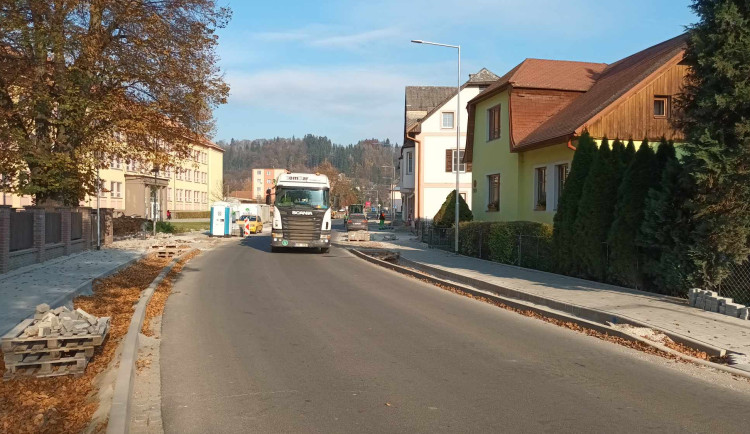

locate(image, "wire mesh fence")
[[719, 260, 750, 306], [417, 221, 750, 305]]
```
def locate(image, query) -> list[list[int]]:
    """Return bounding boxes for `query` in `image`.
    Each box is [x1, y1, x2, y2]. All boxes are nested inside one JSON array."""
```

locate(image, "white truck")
[[271, 172, 331, 253]]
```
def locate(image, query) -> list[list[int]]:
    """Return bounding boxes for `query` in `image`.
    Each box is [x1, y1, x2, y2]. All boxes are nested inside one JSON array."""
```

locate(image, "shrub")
[[552, 132, 597, 275], [145, 221, 176, 233], [433, 190, 473, 227], [173, 211, 210, 219]]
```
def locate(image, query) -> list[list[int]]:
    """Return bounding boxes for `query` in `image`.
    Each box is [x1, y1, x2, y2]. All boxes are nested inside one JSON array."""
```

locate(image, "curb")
[[346, 248, 750, 380], [107, 248, 198, 434]]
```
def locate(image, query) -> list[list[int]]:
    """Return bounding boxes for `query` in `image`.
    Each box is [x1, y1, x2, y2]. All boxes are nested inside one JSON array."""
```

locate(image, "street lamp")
[[381, 165, 395, 221], [411, 39, 461, 254], [151, 164, 160, 237]]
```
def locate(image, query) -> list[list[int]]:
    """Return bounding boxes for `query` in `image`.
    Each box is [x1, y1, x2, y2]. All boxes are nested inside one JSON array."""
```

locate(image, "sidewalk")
[[0, 248, 144, 336], [352, 236, 750, 357]]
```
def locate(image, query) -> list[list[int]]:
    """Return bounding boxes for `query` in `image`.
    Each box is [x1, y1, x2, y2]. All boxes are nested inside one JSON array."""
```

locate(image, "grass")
[[170, 221, 210, 233]]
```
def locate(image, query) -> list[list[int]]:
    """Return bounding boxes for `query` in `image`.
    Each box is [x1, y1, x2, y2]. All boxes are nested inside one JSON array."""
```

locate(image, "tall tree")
[[608, 140, 657, 287], [552, 131, 597, 275], [575, 138, 620, 280], [623, 139, 637, 166], [0, 1, 231, 205], [673, 0, 750, 288]]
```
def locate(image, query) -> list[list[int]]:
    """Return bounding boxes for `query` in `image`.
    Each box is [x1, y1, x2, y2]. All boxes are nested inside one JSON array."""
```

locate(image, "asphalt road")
[[161, 233, 750, 433]]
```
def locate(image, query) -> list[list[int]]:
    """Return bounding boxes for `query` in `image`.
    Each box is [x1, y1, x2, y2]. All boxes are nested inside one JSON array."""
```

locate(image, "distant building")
[[250, 168, 286, 202], [399, 68, 499, 222], [2, 140, 224, 220]]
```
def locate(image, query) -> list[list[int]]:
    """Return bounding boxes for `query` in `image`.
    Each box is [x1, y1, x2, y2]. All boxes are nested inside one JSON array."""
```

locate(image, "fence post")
[[0, 205, 10, 274], [57, 207, 72, 256], [80, 207, 92, 251], [102, 208, 114, 245], [24, 206, 46, 263]]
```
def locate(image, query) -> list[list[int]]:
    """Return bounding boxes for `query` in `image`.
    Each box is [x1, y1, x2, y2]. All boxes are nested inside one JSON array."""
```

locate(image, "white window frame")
[[168, 187, 173, 201], [441, 111, 455, 129], [487, 173, 500, 212], [533, 165, 547, 211], [452, 149, 466, 173], [406, 151, 414, 175], [185, 189, 191, 202], [487, 104, 501, 141]]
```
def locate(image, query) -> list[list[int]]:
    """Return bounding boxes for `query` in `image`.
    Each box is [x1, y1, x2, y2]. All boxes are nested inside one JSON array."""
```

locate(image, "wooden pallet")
[[4, 346, 94, 363], [1, 317, 109, 353], [4, 352, 89, 380]]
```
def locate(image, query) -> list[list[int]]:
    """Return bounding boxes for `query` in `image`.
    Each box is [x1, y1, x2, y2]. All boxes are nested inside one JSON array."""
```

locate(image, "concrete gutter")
[[107, 248, 198, 434], [346, 248, 750, 380]]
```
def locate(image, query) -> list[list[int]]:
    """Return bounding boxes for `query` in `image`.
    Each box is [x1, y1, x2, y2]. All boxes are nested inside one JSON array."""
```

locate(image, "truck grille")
[[280, 211, 323, 241]]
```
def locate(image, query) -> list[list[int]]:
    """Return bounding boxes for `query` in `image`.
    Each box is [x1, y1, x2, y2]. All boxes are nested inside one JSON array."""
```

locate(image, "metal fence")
[[419, 221, 750, 304], [9, 212, 33, 252], [45, 212, 62, 244], [719, 260, 750, 306]]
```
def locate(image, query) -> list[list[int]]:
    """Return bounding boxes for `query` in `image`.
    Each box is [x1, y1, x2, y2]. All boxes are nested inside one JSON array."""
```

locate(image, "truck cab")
[[271, 173, 331, 253]]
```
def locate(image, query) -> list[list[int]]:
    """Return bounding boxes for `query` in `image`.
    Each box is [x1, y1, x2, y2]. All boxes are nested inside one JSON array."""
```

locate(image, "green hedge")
[[447, 221, 553, 271], [173, 211, 210, 219]]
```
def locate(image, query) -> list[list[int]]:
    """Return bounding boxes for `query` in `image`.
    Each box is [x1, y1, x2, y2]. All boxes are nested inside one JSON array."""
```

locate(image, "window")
[[110, 158, 121, 169], [446, 149, 466, 172], [186, 171, 191, 182], [194, 170, 199, 182], [177, 189, 183, 202], [555, 163, 569, 210], [488, 104, 501, 140], [267, 179, 272, 184], [185, 189, 191, 202], [654, 96, 668, 118], [266, 171, 271, 176], [441, 112, 455, 129], [168, 188, 172, 201], [109, 181, 121, 198], [256, 186, 261, 193], [459, 192, 467, 202], [406, 151, 413, 174], [257, 170, 262, 175], [127, 160, 136, 172], [488, 174, 500, 211], [194, 191, 199, 202], [534, 167, 547, 211]]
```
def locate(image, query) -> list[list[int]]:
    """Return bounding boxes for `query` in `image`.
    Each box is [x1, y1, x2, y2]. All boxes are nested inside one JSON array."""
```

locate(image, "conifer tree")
[[552, 132, 597, 275], [673, 0, 750, 288], [575, 138, 620, 280], [623, 139, 637, 166], [608, 142, 657, 287]]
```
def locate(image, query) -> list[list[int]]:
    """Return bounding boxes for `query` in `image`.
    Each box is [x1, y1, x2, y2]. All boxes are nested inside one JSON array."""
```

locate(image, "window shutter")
[[466, 161, 472, 172], [445, 149, 453, 172]]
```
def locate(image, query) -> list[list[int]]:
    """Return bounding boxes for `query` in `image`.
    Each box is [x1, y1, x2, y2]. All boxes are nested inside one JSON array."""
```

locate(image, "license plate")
[[296, 243, 308, 247]]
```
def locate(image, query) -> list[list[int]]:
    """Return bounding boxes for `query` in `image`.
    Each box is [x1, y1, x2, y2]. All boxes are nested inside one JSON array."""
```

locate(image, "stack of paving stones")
[[347, 231, 370, 242], [688, 288, 750, 320], [2, 304, 110, 380]]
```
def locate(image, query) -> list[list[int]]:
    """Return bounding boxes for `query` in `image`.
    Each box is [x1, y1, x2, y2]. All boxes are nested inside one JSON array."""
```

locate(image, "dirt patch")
[[142, 250, 201, 336], [0, 254, 169, 434]]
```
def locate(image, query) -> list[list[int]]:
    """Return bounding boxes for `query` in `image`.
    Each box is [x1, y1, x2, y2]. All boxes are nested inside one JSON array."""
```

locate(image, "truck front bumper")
[[271, 231, 331, 248]]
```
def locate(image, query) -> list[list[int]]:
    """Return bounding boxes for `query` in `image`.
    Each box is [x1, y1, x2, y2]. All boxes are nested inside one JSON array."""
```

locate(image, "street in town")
[[158, 226, 750, 433]]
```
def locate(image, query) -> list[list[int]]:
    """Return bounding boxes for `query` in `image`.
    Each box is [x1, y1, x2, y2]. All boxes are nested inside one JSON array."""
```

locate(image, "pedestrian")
[[166, 210, 171, 220], [379, 211, 386, 230]]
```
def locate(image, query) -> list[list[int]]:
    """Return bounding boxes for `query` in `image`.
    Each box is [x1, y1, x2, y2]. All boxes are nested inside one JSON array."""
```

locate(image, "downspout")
[[567, 137, 577, 151]]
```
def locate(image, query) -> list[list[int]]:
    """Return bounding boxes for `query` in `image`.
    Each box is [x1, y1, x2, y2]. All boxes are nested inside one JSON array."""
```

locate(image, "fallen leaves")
[[142, 250, 201, 336], [0, 254, 170, 434]]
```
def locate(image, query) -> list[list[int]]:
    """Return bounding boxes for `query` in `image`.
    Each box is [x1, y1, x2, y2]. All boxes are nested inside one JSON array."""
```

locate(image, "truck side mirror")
[[265, 189, 272, 205]]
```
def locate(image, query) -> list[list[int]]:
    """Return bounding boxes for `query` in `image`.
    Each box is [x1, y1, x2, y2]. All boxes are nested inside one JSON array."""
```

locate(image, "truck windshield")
[[275, 187, 329, 209]]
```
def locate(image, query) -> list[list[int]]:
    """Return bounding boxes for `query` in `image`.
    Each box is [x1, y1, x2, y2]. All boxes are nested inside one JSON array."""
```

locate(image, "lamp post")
[[411, 39, 461, 254], [381, 165, 395, 221], [151, 164, 160, 237]]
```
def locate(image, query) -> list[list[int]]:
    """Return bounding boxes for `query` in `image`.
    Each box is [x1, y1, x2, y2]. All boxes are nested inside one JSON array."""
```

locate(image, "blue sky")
[[212, 0, 697, 146]]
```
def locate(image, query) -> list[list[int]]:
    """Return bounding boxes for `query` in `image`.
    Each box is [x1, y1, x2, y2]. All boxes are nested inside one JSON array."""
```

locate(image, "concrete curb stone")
[[343, 247, 750, 379], [106, 248, 198, 434]]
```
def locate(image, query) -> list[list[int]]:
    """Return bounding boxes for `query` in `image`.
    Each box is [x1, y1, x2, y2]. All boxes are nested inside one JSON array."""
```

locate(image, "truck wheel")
[[320, 248, 330, 254], [271, 246, 279, 253]]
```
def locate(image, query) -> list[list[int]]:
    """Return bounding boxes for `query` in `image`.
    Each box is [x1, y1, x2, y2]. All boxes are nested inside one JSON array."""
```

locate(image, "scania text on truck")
[[271, 173, 331, 253]]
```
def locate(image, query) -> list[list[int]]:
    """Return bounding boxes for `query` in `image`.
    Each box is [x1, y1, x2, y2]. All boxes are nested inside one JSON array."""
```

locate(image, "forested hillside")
[[218, 134, 400, 206]]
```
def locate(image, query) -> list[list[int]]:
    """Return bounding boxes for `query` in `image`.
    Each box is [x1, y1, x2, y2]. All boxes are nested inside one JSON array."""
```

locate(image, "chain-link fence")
[[418, 221, 750, 305], [719, 260, 750, 306]]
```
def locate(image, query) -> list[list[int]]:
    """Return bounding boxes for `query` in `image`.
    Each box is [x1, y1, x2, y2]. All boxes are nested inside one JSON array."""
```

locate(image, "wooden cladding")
[[585, 62, 687, 141]]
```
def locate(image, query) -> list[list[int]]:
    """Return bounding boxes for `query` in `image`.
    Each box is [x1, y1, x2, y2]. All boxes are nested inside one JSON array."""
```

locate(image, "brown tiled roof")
[[468, 68, 500, 85], [470, 59, 607, 105], [519, 33, 688, 148]]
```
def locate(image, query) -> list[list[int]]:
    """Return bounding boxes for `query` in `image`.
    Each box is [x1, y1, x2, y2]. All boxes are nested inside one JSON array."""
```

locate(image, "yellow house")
[[465, 34, 688, 224], [2, 140, 224, 219]]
